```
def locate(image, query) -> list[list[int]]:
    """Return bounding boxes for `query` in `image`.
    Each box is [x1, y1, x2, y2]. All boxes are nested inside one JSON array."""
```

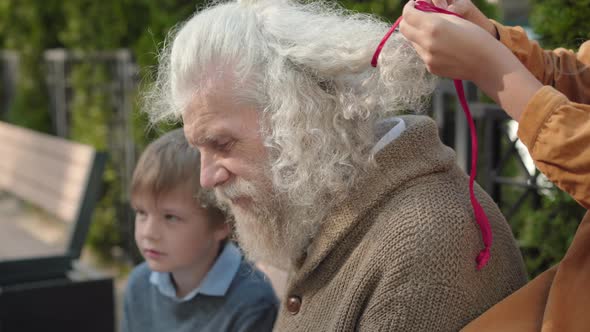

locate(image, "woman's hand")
[[400, 0, 499, 82], [399, 0, 543, 121], [419, 0, 497, 38]]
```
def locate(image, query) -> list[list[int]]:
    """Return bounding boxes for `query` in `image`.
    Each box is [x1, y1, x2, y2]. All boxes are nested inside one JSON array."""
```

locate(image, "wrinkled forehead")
[[172, 62, 234, 112], [181, 82, 265, 147], [176, 64, 262, 114], [181, 87, 233, 139], [181, 70, 248, 119]]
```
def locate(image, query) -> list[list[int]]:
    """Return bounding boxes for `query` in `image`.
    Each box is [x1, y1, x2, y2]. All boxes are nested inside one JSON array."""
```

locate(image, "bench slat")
[[0, 122, 96, 164], [0, 171, 81, 223], [0, 122, 99, 224], [0, 144, 90, 201]]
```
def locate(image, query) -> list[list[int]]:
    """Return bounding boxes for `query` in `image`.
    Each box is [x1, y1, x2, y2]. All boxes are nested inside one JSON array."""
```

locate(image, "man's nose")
[[200, 152, 230, 189]]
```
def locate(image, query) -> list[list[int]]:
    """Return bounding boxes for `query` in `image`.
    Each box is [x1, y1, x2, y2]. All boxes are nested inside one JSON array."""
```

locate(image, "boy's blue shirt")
[[122, 242, 278, 332], [149, 242, 242, 301]]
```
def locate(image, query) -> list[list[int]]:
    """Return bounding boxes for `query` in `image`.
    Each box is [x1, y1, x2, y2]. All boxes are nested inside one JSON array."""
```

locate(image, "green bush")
[[60, 1, 201, 262], [506, 0, 589, 277], [0, 0, 63, 132], [0, 0, 200, 262], [340, 0, 497, 23], [519, 191, 584, 274], [530, 0, 590, 49]]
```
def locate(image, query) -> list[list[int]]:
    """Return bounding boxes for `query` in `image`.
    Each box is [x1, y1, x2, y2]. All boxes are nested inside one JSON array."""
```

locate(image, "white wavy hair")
[[144, 0, 437, 209]]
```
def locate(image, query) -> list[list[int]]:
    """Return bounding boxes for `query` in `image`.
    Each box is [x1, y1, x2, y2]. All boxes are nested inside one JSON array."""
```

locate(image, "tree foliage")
[[507, 0, 589, 277], [0, 0, 200, 261], [0, 0, 63, 131], [530, 0, 590, 49], [339, 0, 498, 22]]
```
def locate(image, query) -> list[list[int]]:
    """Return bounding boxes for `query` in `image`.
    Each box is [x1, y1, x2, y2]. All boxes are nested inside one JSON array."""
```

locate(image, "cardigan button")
[[286, 295, 302, 315]]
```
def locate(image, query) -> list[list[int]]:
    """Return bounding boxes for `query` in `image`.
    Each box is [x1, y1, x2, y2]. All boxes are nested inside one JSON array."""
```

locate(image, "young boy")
[[121, 129, 278, 332]]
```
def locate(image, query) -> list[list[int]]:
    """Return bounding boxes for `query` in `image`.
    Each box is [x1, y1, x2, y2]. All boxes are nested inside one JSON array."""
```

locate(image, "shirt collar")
[[371, 117, 406, 154], [149, 242, 242, 302]]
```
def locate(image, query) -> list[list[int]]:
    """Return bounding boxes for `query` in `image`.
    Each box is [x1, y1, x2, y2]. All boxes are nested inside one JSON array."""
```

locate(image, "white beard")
[[215, 177, 325, 270]]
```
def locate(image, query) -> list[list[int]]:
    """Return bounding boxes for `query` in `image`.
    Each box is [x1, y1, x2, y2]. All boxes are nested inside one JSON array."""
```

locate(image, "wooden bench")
[[0, 121, 114, 332], [0, 120, 107, 280]]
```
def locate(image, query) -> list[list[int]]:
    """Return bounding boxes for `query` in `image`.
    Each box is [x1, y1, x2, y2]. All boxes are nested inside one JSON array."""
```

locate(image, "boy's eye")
[[164, 214, 181, 223], [135, 209, 147, 218]]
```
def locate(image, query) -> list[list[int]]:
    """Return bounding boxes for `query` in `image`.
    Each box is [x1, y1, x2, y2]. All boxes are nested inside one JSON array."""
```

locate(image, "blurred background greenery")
[[0, 0, 587, 278]]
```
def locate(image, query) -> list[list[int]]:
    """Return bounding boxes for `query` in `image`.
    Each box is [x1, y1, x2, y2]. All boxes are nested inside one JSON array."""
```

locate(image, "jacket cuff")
[[517, 86, 569, 151], [490, 20, 524, 53]]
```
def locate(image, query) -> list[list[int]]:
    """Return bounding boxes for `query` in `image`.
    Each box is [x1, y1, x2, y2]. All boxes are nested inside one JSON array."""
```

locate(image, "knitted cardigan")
[[273, 115, 527, 332]]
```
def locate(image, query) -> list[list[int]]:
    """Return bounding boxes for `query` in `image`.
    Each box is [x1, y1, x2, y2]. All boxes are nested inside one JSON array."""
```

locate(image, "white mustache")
[[215, 178, 259, 202]]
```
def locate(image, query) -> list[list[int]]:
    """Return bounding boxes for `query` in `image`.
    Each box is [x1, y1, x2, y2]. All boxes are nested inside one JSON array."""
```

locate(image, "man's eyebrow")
[[192, 131, 222, 147], [184, 119, 211, 146], [194, 134, 215, 146]]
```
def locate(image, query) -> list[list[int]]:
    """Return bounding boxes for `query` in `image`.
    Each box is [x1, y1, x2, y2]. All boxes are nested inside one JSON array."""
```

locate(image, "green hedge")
[[340, 0, 497, 23], [0, 0, 200, 262], [8, 0, 582, 275], [508, 0, 589, 277], [530, 0, 590, 49]]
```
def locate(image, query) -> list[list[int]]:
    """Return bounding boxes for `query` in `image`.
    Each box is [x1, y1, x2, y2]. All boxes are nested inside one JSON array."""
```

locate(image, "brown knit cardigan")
[[273, 115, 527, 331]]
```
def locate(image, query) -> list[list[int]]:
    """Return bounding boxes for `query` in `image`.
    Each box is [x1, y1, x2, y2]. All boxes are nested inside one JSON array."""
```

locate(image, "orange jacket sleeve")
[[493, 21, 590, 104], [491, 22, 590, 209]]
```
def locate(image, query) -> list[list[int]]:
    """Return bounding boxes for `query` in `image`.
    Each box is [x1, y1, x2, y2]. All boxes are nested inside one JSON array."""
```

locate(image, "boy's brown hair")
[[130, 128, 225, 226]]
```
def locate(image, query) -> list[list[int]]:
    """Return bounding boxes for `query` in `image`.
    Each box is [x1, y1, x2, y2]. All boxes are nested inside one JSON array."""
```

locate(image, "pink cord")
[[372, 0, 492, 270]]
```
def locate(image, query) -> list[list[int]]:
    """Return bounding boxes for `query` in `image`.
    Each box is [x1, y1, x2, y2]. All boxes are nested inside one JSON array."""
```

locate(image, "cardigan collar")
[[289, 115, 456, 287]]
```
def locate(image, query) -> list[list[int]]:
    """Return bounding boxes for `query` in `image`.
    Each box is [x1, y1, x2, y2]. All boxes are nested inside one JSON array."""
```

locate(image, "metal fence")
[[0, 50, 19, 119], [44, 49, 139, 202]]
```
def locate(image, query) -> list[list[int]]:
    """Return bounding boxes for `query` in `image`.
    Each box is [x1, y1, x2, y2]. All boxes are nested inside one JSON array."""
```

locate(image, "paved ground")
[[0, 193, 125, 330], [0, 194, 67, 260]]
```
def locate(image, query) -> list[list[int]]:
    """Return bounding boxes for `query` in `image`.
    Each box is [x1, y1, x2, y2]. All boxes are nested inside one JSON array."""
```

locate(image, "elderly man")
[[144, 0, 527, 330]]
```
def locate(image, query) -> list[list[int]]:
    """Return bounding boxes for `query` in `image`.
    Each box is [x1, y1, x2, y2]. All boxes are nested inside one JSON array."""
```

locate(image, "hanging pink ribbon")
[[371, 0, 492, 270]]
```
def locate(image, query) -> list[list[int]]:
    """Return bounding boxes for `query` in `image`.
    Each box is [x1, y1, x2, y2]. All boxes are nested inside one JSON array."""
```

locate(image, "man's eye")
[[215, 140, 234, 152]]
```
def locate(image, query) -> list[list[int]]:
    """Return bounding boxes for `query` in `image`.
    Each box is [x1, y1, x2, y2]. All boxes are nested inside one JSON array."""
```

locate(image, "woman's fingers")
[[402, 1, 429, 27], [399, 14, 436, 72], [431, 0, 449, 9]]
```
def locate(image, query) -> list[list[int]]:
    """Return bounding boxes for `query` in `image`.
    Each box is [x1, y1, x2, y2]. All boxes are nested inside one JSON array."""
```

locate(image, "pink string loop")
[[372, 0, 493, 270]]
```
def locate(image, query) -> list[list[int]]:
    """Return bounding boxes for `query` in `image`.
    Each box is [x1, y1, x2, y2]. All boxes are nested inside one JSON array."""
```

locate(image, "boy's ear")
[[215, 222, 231, 241]]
